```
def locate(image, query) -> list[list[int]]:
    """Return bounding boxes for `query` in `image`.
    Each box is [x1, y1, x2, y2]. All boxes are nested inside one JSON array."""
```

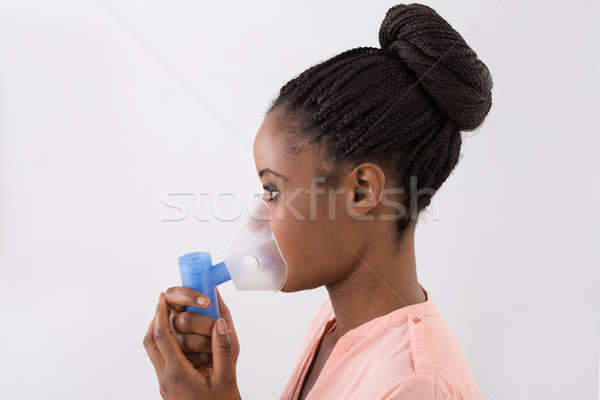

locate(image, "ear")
[[344, 162, 386, 219]]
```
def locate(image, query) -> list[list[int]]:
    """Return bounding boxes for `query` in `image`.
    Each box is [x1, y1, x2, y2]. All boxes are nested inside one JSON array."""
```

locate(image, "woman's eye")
[[267, 190, 280, 202], [263, 185, 280, 202]]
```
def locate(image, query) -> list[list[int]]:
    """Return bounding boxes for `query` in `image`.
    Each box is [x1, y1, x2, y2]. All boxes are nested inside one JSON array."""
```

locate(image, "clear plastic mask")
[[222, 196, 287, 291]]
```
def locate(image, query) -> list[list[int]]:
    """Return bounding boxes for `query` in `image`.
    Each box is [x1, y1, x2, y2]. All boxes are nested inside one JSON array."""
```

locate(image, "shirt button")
[[412, 316, 421, 323]]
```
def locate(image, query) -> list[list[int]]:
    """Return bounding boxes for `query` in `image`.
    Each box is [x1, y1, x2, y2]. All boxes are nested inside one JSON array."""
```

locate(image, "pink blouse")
[[279, 287, 483, 399]]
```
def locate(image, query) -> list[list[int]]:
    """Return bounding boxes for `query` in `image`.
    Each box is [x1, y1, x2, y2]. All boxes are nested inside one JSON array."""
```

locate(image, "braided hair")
[[267, 3, 493, 233]]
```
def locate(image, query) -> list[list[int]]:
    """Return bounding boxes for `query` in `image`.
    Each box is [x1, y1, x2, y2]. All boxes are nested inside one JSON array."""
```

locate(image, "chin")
[[279, 280, 300, 293], [279, 276, 323, 293]]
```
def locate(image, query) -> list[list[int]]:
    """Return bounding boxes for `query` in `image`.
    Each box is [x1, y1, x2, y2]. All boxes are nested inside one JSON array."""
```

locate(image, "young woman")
[[143, 3, 493, 399]]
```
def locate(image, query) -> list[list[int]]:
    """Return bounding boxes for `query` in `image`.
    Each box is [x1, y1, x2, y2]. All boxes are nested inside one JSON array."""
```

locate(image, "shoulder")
[[371, 305, 483, 400], [349, 297, 483, 400]]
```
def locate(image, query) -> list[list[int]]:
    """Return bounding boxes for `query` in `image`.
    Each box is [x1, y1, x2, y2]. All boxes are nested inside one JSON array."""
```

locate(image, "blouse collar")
[[321, 284, 438, 340]]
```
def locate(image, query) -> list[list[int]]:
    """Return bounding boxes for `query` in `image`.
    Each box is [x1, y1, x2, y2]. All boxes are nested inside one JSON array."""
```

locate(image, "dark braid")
[[267, 3, 493, 233]]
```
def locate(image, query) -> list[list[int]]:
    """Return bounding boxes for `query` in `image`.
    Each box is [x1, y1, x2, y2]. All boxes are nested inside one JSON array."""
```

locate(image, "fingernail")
[[217, 319, 227, 335], [157, 292, 163, 302], [196, 297, 208, 306]]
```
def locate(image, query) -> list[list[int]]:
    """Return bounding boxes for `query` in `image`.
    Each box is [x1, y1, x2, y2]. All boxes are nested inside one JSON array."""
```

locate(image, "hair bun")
[[379, 3, 493, 131]]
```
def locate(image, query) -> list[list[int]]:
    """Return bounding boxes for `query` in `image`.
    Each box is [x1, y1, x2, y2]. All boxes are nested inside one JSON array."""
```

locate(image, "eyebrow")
[[258, 168, 288, 181]]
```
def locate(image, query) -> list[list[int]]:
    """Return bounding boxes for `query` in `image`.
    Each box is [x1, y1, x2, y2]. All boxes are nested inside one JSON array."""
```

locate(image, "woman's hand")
[[162, 286, 240, 370], [143, 291, 241, 399]]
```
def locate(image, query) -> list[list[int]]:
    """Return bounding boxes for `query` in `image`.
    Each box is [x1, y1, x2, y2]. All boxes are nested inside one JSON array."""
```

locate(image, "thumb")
[[211, 319, 236, 385]]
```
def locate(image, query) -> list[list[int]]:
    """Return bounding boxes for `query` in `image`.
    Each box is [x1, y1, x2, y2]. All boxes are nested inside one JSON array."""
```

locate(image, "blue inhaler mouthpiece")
[[178, 252, 231, 320], [176, 198, 288, 319]]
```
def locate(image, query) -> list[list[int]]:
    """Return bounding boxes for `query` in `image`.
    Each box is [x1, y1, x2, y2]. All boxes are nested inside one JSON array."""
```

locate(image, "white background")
[[1, 1, 599, 399]]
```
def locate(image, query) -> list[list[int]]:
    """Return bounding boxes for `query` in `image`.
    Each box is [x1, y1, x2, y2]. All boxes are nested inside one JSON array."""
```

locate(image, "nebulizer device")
[[177, 196, 287, 319]]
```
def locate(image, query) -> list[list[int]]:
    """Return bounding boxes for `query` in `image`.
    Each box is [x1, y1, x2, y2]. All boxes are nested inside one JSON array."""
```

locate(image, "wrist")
[[221, 388, 241, 400], [216, 383, 241, 400]]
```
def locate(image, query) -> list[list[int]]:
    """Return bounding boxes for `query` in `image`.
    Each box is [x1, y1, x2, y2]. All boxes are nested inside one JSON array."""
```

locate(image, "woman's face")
[[253, 110, 364, 292]]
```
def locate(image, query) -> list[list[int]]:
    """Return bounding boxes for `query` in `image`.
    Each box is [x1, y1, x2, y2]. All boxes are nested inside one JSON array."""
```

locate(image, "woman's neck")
[[324, 222, 426, 341]]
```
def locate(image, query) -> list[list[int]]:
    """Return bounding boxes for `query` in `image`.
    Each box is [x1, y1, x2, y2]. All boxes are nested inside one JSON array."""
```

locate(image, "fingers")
[[211, 319, 236, 386], [165, 286, 210, 311], [175, 333, 211, 353], [143, 315, 164, 373], [174, 311, 215, 336], [186, 352, 212, 370], [215, 288, 238, 351], [215, 288, 232, 321], [154, 293, 190, 365], [169, 308, 178, 332]]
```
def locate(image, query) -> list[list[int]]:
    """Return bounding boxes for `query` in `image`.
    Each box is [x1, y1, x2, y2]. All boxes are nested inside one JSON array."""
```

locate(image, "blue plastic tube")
[[178, 252, 232, 320]]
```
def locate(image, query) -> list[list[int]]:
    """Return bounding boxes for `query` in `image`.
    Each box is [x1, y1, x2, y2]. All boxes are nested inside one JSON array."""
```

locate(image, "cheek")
[[270, 192, 354, 291]]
